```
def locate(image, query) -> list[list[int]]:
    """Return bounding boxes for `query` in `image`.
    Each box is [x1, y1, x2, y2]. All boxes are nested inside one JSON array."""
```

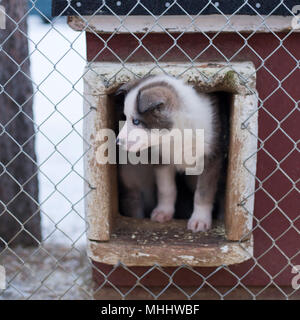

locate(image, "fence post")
[[0, 0, 41, 247]]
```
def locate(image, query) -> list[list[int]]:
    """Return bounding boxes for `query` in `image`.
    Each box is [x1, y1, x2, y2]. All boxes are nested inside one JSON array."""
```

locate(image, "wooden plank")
[[88, 217, 253, 267], [83, 72, 119, 241], [68, 14, 299, 34], [225, 94, 258, 241]]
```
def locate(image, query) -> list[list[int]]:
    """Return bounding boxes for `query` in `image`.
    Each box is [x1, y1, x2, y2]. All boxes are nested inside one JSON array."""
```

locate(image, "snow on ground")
[[1, 16, 95, 299], [0, 245, 93, 300], [29, 16, 87, 245]]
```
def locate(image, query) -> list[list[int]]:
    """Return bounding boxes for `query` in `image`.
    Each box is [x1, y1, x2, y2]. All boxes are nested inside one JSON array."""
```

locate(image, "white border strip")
[[68, 14, 299, 33]]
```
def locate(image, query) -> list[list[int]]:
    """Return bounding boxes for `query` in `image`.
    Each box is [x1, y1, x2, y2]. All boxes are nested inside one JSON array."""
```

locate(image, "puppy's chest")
[[168, 142, 199, 171]]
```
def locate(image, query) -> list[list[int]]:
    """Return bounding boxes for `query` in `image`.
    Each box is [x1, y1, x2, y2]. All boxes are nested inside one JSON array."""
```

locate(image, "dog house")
[[53, 1, 299, 299]]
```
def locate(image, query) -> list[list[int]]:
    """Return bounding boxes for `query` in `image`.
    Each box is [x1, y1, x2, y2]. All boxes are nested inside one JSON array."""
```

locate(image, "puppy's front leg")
[[187, 157, 221, 232], [151, 165, 177, 223]]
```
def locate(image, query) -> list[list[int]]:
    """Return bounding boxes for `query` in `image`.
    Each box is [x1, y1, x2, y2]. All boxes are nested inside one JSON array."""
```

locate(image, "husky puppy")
[[115, 75, 222, 232]]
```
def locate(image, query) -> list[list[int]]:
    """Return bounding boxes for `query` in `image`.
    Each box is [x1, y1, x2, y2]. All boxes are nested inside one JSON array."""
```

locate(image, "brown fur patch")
[[135, 82, 179, 130]]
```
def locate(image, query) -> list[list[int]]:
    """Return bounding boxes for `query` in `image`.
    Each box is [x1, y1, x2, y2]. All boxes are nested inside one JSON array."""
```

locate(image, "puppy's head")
[[116, 77, 179, 153]]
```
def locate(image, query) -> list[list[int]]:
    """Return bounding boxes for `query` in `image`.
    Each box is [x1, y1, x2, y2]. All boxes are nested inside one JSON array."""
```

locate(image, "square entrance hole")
[[84, 62, 257, 266]]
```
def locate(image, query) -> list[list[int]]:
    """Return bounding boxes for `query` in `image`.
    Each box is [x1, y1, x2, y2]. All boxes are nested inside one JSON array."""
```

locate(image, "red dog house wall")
[[53, 1, 300, 299]]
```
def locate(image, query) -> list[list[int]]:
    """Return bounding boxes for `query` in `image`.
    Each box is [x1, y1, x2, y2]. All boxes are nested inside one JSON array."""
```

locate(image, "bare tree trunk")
[[0, 0, 41, 247]]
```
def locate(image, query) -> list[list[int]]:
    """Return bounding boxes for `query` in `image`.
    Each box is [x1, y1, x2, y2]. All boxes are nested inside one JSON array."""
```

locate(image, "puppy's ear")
[[137, 91, 166, 114], [139, 100, 165, 114], [115, 79, 141, 96]]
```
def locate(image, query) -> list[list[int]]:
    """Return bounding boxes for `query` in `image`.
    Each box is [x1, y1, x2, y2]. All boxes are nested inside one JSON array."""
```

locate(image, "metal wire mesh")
[[0, 0, 299, 300]]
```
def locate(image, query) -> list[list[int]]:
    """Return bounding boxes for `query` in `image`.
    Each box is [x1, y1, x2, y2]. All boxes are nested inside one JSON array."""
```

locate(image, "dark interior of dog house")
[[114, 89, 231, 221]]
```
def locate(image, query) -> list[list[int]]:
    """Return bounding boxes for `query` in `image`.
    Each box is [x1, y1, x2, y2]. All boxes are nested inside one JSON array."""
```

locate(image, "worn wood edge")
[[83, 61, 256, 96], [67, 15, 299, 34], [87, 237, 253, 267], [87, 217, 254, 267], [83, 77, 118, 241], [225, 93, 258, 241]]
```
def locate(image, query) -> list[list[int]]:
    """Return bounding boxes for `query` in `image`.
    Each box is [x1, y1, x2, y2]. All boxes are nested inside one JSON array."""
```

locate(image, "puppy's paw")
[[151, 208, 174, 223], [187, 214, 212, 232]]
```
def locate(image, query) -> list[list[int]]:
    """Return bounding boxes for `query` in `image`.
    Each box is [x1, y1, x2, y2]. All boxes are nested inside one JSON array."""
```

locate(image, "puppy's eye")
[[132, 118, 141, 126]]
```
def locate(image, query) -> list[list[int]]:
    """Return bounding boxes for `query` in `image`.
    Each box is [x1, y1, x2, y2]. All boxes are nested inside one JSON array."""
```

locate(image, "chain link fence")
[[0, 0, 299, 300]]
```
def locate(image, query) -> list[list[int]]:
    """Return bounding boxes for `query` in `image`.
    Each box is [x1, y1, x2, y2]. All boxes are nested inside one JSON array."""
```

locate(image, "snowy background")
[[29, 16, 87, 246], [1, 16, 94, 299]]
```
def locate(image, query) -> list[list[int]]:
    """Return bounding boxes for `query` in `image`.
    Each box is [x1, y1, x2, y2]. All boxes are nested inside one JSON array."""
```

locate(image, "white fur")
[[120, 75, 215, 160], [151, 165, 177, 223], [187, 203, 213, 232]]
